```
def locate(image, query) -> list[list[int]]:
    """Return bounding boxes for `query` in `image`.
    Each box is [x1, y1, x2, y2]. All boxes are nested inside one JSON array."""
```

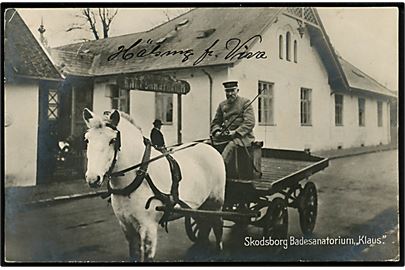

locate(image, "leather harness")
[[100, 124, 190, 231]]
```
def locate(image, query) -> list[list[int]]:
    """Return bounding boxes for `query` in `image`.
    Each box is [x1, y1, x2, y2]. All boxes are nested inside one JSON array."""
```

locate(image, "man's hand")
[[213, 130, 221, 138], [228, 130, 237, 138]]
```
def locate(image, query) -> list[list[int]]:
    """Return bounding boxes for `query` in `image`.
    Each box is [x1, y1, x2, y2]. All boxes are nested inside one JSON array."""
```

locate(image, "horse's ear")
[[110, 110, 120, 127], [83, 108, 94, 127]]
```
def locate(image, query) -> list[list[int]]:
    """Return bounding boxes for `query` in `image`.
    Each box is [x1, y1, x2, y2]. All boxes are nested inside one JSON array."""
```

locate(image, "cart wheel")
[[263, 198, 288, 239], [185, 216, 199, 242], [298, 181, 318, 236]]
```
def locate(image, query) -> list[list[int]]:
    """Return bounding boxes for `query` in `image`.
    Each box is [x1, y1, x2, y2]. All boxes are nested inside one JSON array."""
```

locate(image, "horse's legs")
[[212, 217, 224, 252], [128, 236, 140, 262], [143, 225, 158, 262], [196, 217, 211, 245], [119, 222, 141, 262]]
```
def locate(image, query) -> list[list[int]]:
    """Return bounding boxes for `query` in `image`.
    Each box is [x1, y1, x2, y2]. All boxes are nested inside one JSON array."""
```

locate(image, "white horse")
[[83, 109, 226, 262]]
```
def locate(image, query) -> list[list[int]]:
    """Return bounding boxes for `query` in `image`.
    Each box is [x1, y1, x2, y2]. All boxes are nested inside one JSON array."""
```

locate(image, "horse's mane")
[[118, 111, 142, 132], [87, 110, 142, 133]]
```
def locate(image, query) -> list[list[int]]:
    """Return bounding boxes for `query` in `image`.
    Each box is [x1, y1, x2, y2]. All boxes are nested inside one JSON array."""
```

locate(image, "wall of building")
[[223, 13, 391, 151], [130, 89, 178, 146], [5, 80, 39, 186], [174, 67, 229, 143], [93, 78, 114, 116], [227, 14, 332, 151], [330, 94, 390, 149]]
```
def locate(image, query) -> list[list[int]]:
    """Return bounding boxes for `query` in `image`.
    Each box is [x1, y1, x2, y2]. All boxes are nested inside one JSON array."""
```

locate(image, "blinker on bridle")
[[106, 123, 121, 151], [105, 123, 121, 178]]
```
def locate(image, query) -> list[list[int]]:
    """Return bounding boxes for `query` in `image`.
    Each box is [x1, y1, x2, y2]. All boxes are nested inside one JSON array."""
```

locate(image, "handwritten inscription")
[[107, 35, 268, 66]]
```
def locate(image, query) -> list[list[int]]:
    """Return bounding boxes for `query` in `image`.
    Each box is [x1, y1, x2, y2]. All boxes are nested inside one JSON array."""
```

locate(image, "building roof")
[[4, 9, 63, 81], [338, 56, 396, 98], [55, 8, 280, 75], [54, 7, 394, 98], [51, 49, 95, 76]]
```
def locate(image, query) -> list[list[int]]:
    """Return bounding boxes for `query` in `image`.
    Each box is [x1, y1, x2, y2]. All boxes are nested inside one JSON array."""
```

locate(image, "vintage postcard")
[[2, 4, 402, 265]]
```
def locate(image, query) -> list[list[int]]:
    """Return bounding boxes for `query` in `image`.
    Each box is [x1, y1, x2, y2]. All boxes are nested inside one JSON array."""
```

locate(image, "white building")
[[4, 9, 63, 186], [4, 7, 397, 186], [55, 7, 395, 150]]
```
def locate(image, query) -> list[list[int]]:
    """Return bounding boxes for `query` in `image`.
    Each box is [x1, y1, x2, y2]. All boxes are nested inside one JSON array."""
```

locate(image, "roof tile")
[[5, 9, 62, 80]]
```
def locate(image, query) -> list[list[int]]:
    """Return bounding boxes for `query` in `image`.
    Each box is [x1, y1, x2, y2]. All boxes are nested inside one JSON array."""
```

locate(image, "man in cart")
[[210, 80, 256, 171]]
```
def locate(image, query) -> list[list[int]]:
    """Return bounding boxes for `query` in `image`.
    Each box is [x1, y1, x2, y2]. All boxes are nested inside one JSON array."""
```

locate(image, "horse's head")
[[83, 108, 121, 188]]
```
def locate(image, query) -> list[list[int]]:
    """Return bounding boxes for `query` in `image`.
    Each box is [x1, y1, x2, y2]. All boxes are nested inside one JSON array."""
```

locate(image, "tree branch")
[[83, 8, 99, 40]]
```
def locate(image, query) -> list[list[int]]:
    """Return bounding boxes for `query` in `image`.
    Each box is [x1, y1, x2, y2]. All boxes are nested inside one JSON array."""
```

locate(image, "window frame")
[[300, 87, 312, 126], [293, 40, 298, 63], [258, 81, 275, 126], [279, 34, 284, 59], [155, 92, 174, 125], [47, 88, 59, 120], [286, 31, 291, 61], [377, 101, 383, 127], [335, 94, 344, 126], [108, 84, 130, 113], [358, 97, 366, 127]]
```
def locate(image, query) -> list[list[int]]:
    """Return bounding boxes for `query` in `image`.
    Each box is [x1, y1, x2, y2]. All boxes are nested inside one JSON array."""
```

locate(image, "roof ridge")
[[54, 31, 142, 50], [144, 8, 194, 33]]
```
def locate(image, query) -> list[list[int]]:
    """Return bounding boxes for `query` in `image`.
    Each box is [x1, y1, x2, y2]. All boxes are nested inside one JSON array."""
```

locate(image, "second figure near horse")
[[150, 119, 165, 150]]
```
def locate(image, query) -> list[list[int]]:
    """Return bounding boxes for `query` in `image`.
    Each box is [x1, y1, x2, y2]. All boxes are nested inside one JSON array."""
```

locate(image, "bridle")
[[104, 123, 122, 179], [87, 122, 195, 231]]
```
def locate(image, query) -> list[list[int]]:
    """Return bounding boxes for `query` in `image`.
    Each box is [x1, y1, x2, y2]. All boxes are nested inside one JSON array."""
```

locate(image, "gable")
[[4, 9, 63, 81]]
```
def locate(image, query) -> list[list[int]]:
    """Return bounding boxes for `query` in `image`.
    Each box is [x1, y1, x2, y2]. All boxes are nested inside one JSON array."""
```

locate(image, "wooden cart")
[[157, 146, 329, 242]]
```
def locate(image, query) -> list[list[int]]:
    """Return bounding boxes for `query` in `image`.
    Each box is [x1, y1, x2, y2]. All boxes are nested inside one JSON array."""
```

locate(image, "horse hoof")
[[216, 242, 223, 253]]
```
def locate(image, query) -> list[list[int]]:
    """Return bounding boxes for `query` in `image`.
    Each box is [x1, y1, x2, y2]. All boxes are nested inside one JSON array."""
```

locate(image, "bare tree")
[[66, 8, 118, 40], [98, 8, 118, 38]]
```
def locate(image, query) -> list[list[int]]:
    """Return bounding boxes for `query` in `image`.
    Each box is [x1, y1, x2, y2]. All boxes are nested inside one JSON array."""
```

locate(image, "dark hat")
[[153, 119, 163, 126], [223, 81, 238, 91]]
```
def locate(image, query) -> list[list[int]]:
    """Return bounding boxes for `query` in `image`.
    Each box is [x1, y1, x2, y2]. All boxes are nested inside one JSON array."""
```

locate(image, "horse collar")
[[106, 137, 152, 197]]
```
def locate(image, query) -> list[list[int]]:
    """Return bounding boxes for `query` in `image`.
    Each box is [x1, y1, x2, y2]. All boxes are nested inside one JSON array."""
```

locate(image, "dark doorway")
[[36, 79, 94, 184], [37, 81, 62, 184]]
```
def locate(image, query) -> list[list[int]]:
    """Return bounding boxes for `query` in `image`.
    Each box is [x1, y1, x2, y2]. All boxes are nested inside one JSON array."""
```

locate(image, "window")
[[335, 94, 343, 126], [294, 40, 298, 63], [156, 93, 173, 124], [108, 84, 130, 113], [258, 81, 274, 125], [358, 98, 365, 126], [300, 88, 312, 125], [48, 89, 58, 120], [377, 101, 383, 127], [279, 35, 284, 59], [286, 32, 291, 61]]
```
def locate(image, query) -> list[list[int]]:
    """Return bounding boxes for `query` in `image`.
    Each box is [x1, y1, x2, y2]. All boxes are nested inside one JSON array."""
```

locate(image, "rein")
[[108, 139, 206, 178], [106, 136, 152, 196]]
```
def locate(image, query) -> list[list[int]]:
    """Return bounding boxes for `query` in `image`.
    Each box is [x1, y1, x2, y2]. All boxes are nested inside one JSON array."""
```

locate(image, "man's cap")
[[223, 81, 238, 91], [153, 119, 163, 126]]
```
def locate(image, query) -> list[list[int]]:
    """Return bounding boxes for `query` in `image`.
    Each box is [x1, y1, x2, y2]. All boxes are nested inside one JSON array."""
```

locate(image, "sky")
[[17, 7, 399, 91]]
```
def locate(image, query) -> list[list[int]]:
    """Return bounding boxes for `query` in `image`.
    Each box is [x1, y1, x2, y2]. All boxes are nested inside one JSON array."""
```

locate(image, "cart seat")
[[212, 140, 263, 180]]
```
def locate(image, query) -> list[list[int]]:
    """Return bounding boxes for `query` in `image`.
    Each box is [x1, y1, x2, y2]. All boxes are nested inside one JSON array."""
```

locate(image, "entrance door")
[[37, 81, 61, 184], [71, 80, 93, 138], [69, 80, 93, 177]]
